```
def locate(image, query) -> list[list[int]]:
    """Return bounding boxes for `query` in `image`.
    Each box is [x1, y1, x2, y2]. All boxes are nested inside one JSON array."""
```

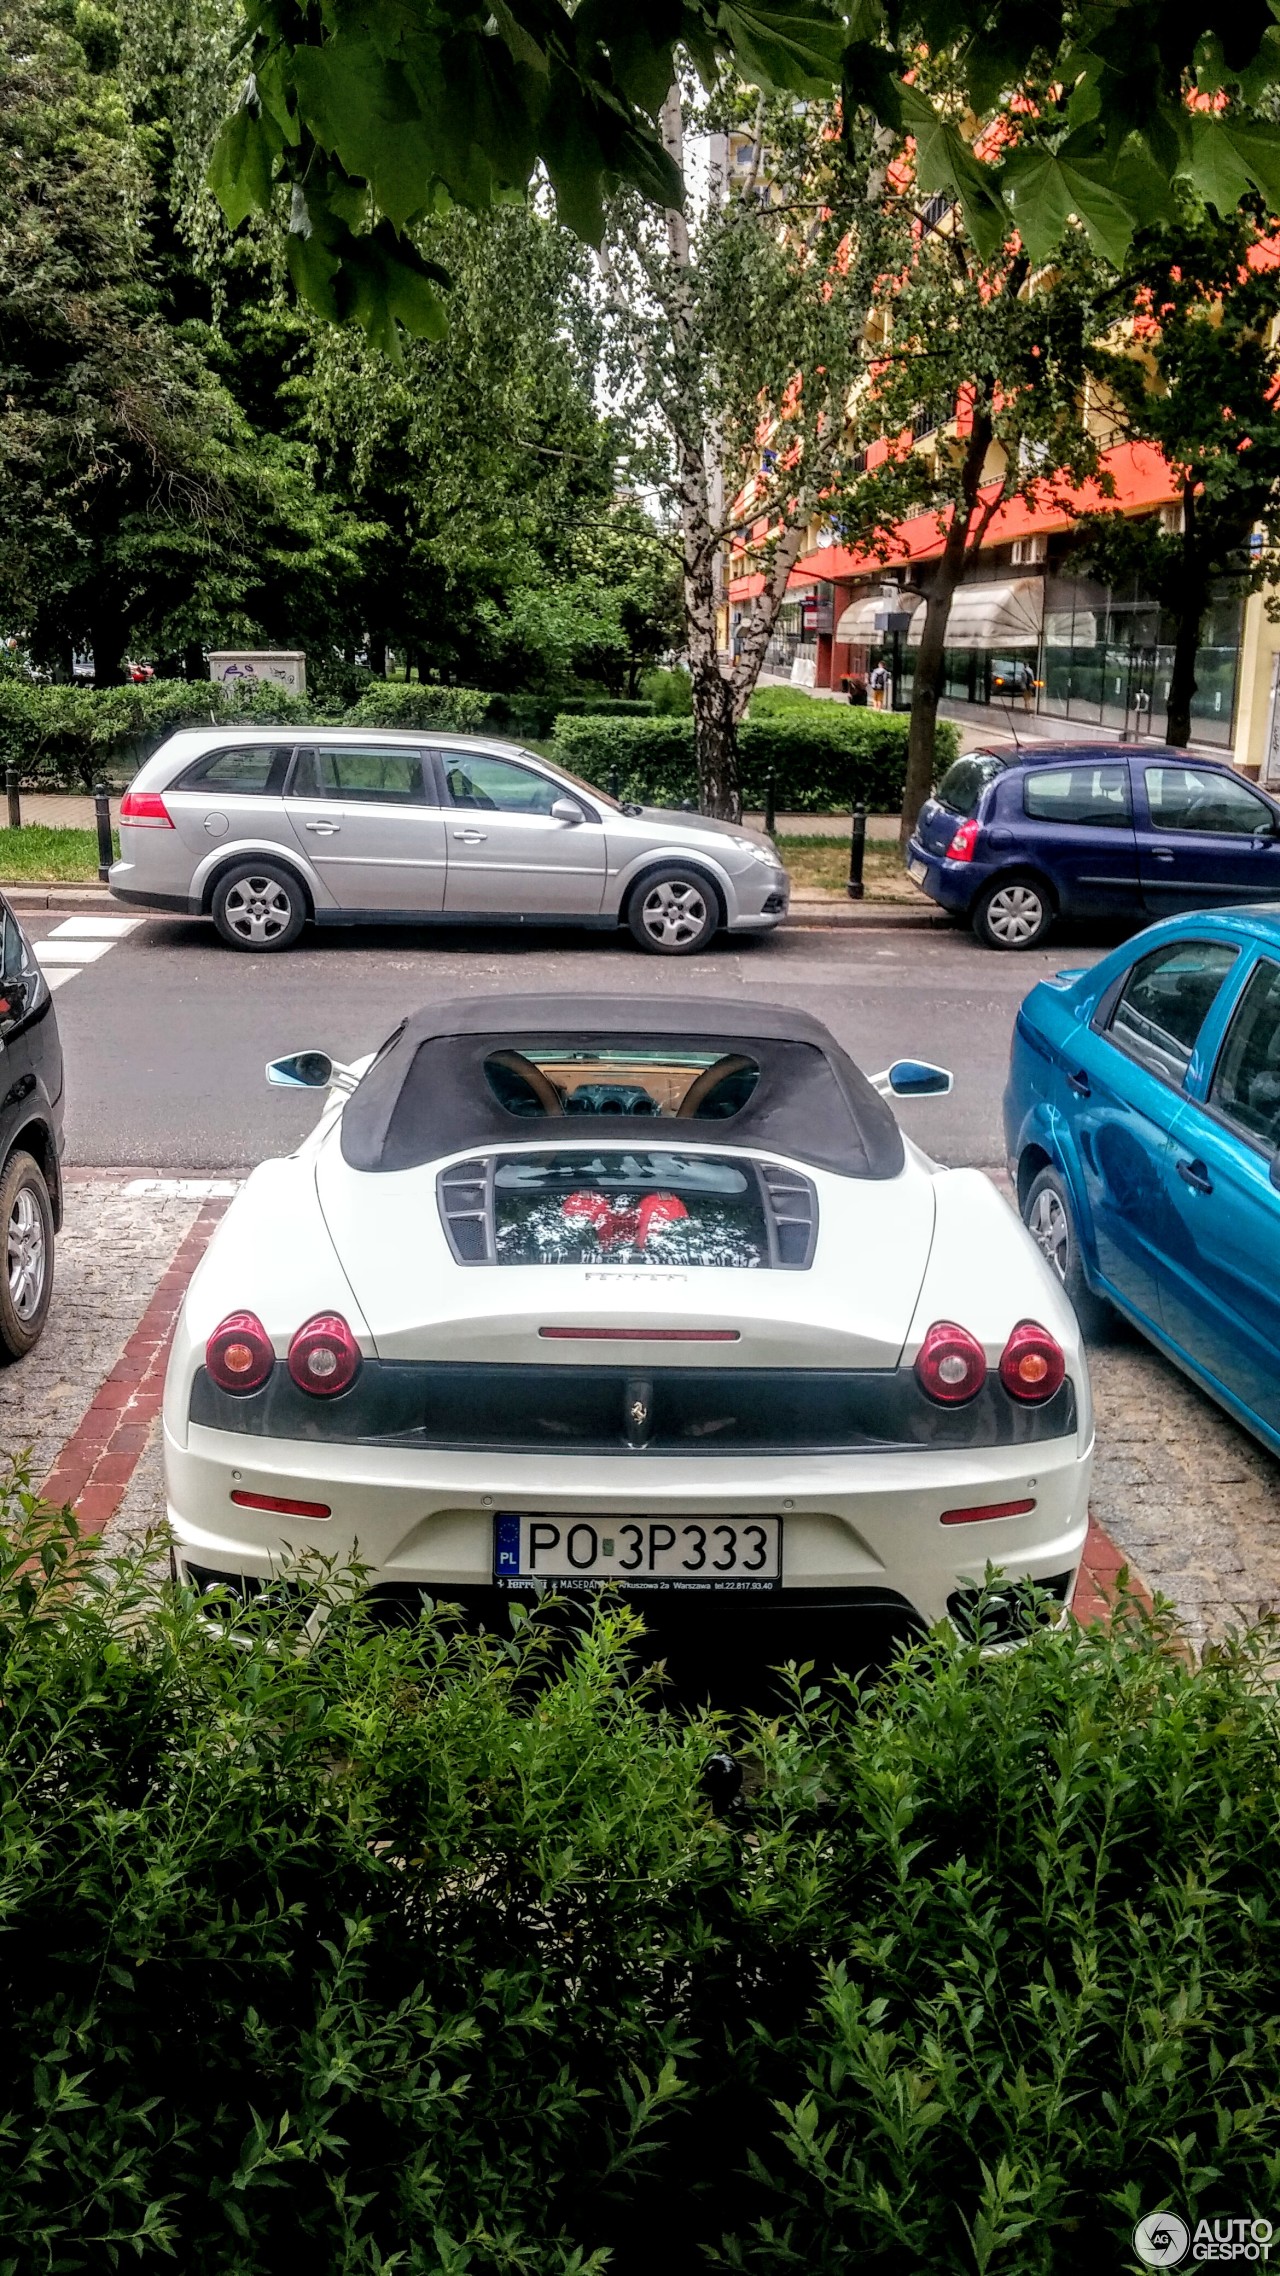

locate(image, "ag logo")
[[1133, 2213, 1190, 2268]]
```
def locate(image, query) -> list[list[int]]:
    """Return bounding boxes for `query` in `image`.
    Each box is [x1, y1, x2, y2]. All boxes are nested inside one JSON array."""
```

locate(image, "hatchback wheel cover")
[[1028, 1187, 1069, 1282], [8, 1188, 45, 1320], [224, 877, 293, 943], [641, 880, 708, 947], [986, 884, 1044, 943]]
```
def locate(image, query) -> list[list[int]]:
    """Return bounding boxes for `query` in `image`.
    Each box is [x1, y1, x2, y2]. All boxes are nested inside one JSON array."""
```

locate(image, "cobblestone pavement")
[[1, 1170, 1277, 1650]]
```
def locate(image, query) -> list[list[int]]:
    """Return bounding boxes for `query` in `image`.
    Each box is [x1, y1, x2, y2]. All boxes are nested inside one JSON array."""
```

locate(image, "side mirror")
[[881, 1059, 953, 1098], [550, 797, 584, 825], [267, 1050, 336, 1089]]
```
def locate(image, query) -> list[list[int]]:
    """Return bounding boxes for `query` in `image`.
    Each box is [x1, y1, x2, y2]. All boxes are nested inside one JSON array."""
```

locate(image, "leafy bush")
[[552, 710, 960, 811], [555, 695, 655, 718], [342, 681, 491, 735], [746, 684, 829, 715], [640, 668, 693, 716], [2, 1490, 1279, 2274]]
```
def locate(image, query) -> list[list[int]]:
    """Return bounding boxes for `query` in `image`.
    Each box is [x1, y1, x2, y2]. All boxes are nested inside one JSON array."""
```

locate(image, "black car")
[[0, 896, 64, 1359]]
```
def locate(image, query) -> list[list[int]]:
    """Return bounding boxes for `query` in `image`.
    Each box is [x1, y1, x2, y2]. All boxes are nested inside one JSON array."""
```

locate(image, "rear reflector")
[[119, 789, 174, 828], [940, 1497, 1037, 1526], [230, 1490, 331, 1520], [538, 1326, 741, 1343]]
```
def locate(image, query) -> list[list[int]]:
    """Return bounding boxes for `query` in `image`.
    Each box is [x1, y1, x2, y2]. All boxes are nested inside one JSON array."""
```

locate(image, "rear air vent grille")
[[758, 1164, 818, 1268], [438, 1157, 494, 1262]]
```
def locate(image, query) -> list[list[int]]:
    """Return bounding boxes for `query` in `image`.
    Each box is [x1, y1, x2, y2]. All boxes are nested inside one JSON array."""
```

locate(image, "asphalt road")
[[32, 909, 1111, 1171]]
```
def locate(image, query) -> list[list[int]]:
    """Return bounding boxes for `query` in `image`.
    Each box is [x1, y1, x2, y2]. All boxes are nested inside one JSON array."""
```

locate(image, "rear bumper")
[[167, 1420, 1091, 1634], [906, 838, 985, 916]]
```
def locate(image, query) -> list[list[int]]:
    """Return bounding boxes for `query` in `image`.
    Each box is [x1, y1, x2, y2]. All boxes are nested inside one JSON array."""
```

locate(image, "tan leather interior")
[[675, 1054, 757, 1118], [487, 1050, 563, 1115]]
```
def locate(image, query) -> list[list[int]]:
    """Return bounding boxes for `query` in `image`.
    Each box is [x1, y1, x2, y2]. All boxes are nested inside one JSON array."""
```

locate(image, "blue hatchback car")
[[908, 744, 1280, 949], [1004, 907, 1280, 1457]]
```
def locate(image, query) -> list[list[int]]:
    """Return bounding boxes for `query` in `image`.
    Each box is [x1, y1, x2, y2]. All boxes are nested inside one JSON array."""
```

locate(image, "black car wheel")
[[1022, 1164, 1114, 1341], [211, 861, 307, 952], [973, 875, 1053, 950], [0, 1149, 54, 1360], [627, 868, 719, 955]]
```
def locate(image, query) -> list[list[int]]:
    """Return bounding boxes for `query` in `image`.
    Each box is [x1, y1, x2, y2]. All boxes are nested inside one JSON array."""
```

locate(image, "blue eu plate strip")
[[494, 1514, 522, 1576]]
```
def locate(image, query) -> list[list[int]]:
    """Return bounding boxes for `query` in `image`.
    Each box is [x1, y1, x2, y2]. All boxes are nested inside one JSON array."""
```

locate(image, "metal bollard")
[[94, 781, 113, 882], [5, 768, 19, 831], [763, 769, 776, 837], [847, 800, 866, 900], [608, 767, 621, 802]]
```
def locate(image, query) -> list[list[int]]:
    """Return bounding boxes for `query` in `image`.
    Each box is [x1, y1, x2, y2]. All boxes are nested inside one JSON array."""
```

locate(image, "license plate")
[[494, 1512, 781, 1589], [908, 857, 928, 884]]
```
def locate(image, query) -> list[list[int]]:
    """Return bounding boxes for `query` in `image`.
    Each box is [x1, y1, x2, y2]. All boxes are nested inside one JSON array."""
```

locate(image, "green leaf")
[[293, 39, 441, 229], [1186, 112, 1259, 213], [1002, 145, 1136, 266], [207, 98, 278, 229], [898, 84, 1009, 259], [717, 0, 848, 95]]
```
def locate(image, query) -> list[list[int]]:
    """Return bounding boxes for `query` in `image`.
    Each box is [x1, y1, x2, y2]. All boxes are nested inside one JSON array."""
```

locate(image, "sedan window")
[[444, 753, 570, 815], [1024, 764, 1131, 827], [1209, 959, 1280, 1149], [1145, 765, 1277, 838], [1107, 940, 1240, 1086], [289, 746, 428, 804]]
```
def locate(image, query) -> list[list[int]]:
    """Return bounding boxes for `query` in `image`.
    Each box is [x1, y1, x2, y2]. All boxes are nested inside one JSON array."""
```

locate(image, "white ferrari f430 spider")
[[164, 997, 1092, 1659]]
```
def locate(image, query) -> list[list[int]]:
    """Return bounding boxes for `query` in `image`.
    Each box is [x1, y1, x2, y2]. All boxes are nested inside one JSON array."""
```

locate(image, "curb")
[[5, 885, 114, 910], [0, 883, 951, 930]]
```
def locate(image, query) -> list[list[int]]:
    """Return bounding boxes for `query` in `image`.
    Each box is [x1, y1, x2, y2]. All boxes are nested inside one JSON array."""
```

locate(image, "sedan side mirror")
[[873, 1059, 954, 1098], [550, 797, 584, 825], [267, 1050, 346, 1090]]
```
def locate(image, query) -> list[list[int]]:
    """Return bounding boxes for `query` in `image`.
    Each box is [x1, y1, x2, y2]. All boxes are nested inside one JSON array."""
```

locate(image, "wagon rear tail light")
[[287, 1312, 361, 1396], [119, 789, 174, 828], [1000, 1320, 1065, 1403], [947, 819, 980, 862], [914, 1320, 987, 1404], [206, 1311, 274, 1394]]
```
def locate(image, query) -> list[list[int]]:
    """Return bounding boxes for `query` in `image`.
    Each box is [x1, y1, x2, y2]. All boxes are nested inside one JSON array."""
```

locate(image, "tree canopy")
[[208, 0, 1280, 350]]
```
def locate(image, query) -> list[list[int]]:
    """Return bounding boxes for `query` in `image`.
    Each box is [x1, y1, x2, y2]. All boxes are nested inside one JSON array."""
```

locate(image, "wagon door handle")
[[1066, 1068, 1091, 1098], [1177, 1156, 1213, 1194], [453, 829, 487, 843], [304, 820, 340, 835], [1151, 848, 1174, 863]]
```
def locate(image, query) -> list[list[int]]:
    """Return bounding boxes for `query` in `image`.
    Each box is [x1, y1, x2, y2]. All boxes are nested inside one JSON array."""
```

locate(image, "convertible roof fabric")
[[340, 995, 905, 1180]]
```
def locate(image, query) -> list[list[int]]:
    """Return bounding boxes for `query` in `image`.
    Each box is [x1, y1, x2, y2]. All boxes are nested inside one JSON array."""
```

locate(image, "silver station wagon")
[[108, 728, 790, 956]]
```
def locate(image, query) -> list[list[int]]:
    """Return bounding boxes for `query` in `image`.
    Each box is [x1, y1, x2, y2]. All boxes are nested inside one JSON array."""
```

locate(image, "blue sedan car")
[[908, 744, 1280, 949], [1005, 908, 1280, 1457]]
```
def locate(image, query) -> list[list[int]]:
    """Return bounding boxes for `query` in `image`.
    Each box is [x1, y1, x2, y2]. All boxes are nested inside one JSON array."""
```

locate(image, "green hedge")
[[552, 709, 960, 811], [2, 1495, 1278, 2273]]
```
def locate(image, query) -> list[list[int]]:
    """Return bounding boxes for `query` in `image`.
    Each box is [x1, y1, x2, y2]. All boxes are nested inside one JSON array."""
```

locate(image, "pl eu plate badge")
[[495, 1514, 522, 1580]]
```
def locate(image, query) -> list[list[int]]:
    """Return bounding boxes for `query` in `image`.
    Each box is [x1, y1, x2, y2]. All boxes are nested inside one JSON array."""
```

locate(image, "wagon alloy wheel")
[[628, 867, 718, 954], [0, 1151, 54, 1360], [224, 877, 294, 944], [211, 860, 307, 953], [974, 877, 1051, 950], [1028, 1184, 1069, 1283]]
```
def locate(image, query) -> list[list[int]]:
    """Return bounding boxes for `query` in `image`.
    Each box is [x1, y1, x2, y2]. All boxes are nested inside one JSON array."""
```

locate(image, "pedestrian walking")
[[868, 661, 888, 711]]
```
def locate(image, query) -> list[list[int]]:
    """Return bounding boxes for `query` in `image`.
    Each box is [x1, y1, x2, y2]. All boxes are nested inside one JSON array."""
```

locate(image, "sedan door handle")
[[304, 821, 340, 835], [1151, 848, 1174, 862], [1177, 1156, 1213, 1194], [453, 829, 487, 843], [1065, 1068, 1091, 1098]]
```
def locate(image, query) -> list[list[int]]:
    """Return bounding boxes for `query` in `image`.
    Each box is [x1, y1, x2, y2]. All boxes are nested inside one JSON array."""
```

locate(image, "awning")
[[908, 577, 1044, 650], [1044, 608, 1099, 648], [834, 589, 922, 643]]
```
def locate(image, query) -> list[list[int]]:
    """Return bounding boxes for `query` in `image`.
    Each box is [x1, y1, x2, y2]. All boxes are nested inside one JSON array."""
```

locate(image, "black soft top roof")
[[339, 994, 905, 1180]]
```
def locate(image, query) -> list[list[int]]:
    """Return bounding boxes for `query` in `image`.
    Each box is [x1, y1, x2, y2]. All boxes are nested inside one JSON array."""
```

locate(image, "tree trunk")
[[1164, 488, 1206, 748], [367, 634, 388, 678], [91, 615, 128, 687], [183, 640, 205, 682], [899, 409, 995, 850]]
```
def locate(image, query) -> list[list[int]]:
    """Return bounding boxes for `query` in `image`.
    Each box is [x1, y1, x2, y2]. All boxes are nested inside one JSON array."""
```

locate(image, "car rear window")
[[934, 753, 1007, 817], [1107, 940, 1239, 1086], [483, 1046, 760, 1120], [176, 745, 293, 794]]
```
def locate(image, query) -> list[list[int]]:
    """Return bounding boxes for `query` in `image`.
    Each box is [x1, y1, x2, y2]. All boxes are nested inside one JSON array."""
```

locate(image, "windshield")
[[934, 753, 1008, 818]]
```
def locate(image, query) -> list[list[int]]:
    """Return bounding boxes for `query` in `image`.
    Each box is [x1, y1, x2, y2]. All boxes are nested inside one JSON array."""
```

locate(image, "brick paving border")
[[39, 1200, 228, 1534]]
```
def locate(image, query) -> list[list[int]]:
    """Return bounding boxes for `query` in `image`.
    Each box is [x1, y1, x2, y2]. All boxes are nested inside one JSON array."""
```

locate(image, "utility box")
[[208, 650, 306, 694]]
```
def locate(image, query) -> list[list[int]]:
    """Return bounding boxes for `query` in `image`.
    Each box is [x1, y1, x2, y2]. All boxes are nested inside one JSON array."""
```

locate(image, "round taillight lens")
[[206, 1310, 274, 1394], [287, 1312, 361, 1397], [914, 1320, 987, 1405], [999, 1320, 1065, 1403]]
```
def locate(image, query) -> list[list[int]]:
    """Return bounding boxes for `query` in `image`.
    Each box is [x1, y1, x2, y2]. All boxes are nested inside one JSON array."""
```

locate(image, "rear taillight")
[[999, 1320, 1065, 1403], [287, 1313, 361, 1396], [119, 789, 174, 828], [947, 819, 980, 861], [914, 1321, 987, 1404], [206, 1311, 274, 1394]]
